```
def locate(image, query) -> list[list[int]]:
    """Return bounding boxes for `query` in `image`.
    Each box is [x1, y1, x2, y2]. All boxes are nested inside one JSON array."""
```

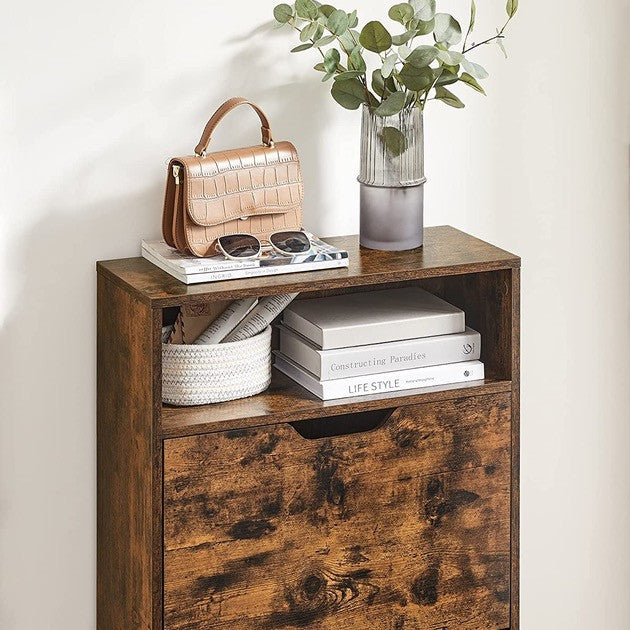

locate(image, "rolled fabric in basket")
[[162, 326, 272, 405], [223, 293, 298, 342], [193, 297, 257, 345]]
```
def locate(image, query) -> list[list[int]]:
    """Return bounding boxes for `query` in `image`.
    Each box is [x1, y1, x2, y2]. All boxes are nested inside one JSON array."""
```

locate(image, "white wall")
[[1, 0, 628, 627]]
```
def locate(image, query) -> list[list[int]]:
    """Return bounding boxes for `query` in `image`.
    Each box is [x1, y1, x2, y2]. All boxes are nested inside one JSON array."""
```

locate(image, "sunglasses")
[[215, 231, 313, 260]]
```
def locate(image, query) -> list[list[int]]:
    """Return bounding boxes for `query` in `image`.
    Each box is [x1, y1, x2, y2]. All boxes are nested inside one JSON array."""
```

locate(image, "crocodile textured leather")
[[162, 98, 303, 258]]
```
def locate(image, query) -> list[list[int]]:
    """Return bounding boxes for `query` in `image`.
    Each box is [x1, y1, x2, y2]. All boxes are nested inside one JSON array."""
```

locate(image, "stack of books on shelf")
[[141, 234, 349, 285], [273, 287, 484, 400]]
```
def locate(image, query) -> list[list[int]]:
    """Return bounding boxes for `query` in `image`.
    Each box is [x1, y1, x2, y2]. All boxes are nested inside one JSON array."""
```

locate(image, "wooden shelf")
[[97, 226, 520, 307], [161, 369, 512, 438]]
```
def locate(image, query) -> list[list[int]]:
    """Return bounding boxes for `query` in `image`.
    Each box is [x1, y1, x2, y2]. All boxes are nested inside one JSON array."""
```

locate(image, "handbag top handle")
[[194, 97, 274, 157]]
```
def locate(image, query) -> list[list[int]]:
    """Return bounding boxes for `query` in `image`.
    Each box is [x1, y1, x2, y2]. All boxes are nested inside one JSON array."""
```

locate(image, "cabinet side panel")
[[510, 267, 521, 629], [97, 274, 157, 629]]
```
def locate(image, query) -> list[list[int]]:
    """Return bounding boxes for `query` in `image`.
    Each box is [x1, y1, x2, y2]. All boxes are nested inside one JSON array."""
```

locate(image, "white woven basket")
[[162, 326, 272, 406]]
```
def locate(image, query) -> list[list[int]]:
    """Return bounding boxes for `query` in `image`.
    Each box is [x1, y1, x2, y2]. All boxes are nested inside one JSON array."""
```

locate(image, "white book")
[[282, 287, 465, 349], [278, 325, 481, 380], [142, 247, 349, 285], [274, 353, 485, 401]]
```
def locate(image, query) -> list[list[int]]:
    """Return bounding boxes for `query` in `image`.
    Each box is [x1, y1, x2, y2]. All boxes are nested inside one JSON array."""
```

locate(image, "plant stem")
[[464, 33, 505, 54]]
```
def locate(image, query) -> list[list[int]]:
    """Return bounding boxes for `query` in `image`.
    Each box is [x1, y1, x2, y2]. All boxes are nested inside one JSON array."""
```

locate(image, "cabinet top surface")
[[97, 226, 519, 306]]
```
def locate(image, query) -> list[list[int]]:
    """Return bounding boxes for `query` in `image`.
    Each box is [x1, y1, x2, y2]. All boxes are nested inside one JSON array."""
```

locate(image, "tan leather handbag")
[[162, 97, 304, 257]]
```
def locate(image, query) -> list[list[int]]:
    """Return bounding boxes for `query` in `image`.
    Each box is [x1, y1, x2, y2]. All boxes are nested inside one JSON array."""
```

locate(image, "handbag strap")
[[194, 97, 274, 156]]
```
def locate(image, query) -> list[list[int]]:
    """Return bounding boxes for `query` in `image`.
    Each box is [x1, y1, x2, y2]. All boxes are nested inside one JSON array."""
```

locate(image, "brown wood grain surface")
[[97, 227, 520, 307], [163, 393, 511, 629], [97, 274, 162, 628]]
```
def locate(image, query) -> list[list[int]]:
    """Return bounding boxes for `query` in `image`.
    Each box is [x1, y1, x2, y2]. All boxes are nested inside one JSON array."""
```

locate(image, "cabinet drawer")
[[163, 393, 512, 629]]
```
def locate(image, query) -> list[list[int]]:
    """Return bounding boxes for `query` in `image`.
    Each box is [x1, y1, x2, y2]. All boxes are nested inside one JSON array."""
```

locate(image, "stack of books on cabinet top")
[[273, 287, 484, 401]]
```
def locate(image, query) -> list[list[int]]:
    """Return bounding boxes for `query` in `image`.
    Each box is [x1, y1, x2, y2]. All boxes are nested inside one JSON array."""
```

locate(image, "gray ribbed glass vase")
[[358, 104, 425, 250]]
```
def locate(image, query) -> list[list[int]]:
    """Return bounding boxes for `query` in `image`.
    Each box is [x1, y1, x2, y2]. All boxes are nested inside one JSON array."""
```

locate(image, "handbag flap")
[[176, 141, 303, 228]]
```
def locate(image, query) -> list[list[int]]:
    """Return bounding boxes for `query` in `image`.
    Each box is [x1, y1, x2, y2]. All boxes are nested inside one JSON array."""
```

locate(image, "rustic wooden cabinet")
[[97, 226, 520, 629]]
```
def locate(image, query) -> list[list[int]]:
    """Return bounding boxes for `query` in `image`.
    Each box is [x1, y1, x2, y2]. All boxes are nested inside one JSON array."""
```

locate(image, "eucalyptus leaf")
[[313, 62, 326, 71], [349, 47, 367, 72], [318, 4, 336, 18], [411, 0, 436, 21], [327, 9, 349, 35], [436, 49, 464, 65], [334, 70, 365, 80], [313, 34, 336, 47], [459, 72, 486, 94], [469, 0, 476, 32], [300, 22, 319, 41], [506, 0, 518, 18], [339, 29, 360, 51], [388, 3, 415, 26], [374, 91, 406, 116], [399, 63, 433, 91], [331, 77, 367, 109], [434, 85, 465, 108], [381, 53, 398, 78], [398, 44, 411, 59], [359, 21, 392, 53], [415, 18, 435, 35], [323, 47, 341, 73], [461, 58, 488, 79], [322, 71, 335, 81], [496, 32, 508, 58], [391, 30, 415, 45], [296, 0, 319, 20], [291, 43, 314, 52], [406, 45, 438, 68], [381, 126, 409, 156], [433, 13, 462, 45], [435, 68, 459, 86], [273, 3, 293, 24], [372, 69, 386, 95], [348, 9, 358, 28]]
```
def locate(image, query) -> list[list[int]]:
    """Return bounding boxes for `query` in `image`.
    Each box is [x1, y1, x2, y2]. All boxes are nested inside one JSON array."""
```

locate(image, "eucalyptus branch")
[[464, 33, 505, 54]]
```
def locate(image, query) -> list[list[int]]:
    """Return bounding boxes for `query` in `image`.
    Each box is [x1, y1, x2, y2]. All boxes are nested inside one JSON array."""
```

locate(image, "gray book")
[[282, 287, 465, 349], [278, 325, 481, 380]]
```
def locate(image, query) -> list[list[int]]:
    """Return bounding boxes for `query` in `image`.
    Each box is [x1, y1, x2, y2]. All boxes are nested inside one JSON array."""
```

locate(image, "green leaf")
[[461, 58, 488, 79], [381, 53, 398, 78], [273, 3, 293, 24], [339, 29, 360, 50], [313, 34, 336, 47], [300, 22, 319, 41], [411, 0, 436, 21], [313, 62, 326, 71], [435, 68, 459, 86], [323, 47, 341, 73], [348, 9, 358, 28], [391, 30, 415, 45], [388, 3, 415, 25], [459, 72, 486, 94], [374, 91, 406, 116], [296, 0, 319, 20], [406, 45, 438, 68], [359, 21, 392, 53], [435, 86, 465, 108], [327, 9, 349, 35], [496, 32, 508, 58], [398, 44, 411, 59], [415, 18, 435, 35], [334, 70, 365, 81], [372, 69, 386, 95], [291, 43, 313, 52], [399, 64, 433, 91], [349, 47, 367, 72], [433, 13, 462, 45], [469, 0, 476, 32], [318, 4, 336, 18], [436, 49, 464, 65], [322, 71, 335, 81], [331, 77, 367, 109], [506, 0, 518, 18], [381, 126, 409, 156]]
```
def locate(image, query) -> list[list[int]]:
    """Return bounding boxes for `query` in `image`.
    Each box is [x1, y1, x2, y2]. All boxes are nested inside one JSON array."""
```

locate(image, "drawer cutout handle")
[[289, 408, 395, 440]]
